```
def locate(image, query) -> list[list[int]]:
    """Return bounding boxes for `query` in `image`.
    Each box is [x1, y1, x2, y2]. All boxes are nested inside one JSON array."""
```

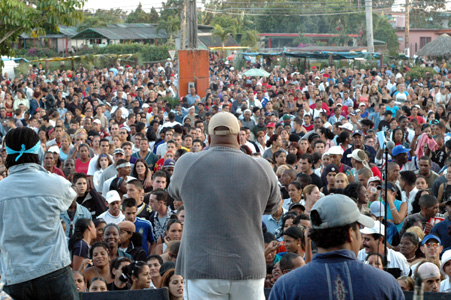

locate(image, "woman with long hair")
[[69, 218, 97, 271], [283, 181, 303, 210], [159, 269, 184, 300], [131, 158, 152, 192], [392, 127, 408, 147], [359, 85, 370, 107], [123, 261, 152, 290], [381, 87, 392, 103], [303, 184, 321, 214], [344, 182, 368, 210], [255, 131, 267, 154], [59, 133, 72, 161], [4, 92, 13, 117], [91, 135, 101, 156], [263, 134, 285, 160], [93, 154, 112, 191], [288, 142, 302, 161], [317, 127, 335, 152], [112, 135, 122, 149], [153, 218, 183, 255], [369, 85, 381, 110], [336, 131, 351, 151]]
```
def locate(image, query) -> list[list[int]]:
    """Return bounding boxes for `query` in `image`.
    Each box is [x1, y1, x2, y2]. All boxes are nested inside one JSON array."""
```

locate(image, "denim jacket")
[[270, 249, 405, 300], [0, 163, 76, 285], [60, 203, 92, 237]]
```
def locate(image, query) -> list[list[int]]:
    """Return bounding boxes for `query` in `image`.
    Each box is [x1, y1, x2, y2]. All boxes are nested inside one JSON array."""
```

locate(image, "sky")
[[84, 0, 164, 12]]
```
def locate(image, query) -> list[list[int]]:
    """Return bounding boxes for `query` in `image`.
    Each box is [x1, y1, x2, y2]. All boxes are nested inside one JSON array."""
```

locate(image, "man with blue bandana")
[[0, 127, 79, 300]]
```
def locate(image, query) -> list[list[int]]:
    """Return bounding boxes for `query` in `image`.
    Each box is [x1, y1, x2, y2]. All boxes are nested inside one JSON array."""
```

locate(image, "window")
[[420, 37, 432, 49]]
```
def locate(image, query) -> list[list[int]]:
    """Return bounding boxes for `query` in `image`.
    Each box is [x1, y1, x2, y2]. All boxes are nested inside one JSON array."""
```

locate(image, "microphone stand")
[[384, 144, 389, 267]]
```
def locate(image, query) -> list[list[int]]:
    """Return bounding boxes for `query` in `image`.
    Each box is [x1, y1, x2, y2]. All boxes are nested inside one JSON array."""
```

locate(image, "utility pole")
[[186, 0, 198, 48], [365, 0, 374, 52], [180, 0, 187, 49], [405, 0, 410, 56]]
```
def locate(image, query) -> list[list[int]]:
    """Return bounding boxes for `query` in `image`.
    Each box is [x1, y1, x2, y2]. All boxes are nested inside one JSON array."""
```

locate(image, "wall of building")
[[396, 30, 440, 55]]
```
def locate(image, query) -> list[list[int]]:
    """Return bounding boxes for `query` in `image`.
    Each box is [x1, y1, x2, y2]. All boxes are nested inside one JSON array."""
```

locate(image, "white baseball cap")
[[360, 220, 385, 236], [339, 123, 353, 131], [105, 190, 121, 204], [441, 250, 451, 275], [327, 146, 344, 156]]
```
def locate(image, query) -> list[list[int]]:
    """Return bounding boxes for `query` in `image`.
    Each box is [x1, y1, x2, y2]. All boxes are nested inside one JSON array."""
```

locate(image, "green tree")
[[126, 3, 151, 23], [0, 0, 85, 60], [293, 34, 315, 47], [77, 9, 126, 32], [156, 15, 180, 44], [410, 0, 446, 28], [373, 15, 399, 55], [240, 30, 259, 48], [149, 7, 160, 23], [211, 24, 233, 48], [160, 0, 182, 20]]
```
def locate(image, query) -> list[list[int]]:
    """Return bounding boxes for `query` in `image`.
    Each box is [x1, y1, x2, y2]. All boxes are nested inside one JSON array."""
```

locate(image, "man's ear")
[[348, 226, 355, 243]]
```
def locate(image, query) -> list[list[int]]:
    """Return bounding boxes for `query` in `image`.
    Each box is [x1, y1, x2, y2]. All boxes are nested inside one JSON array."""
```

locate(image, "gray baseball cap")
[[310, 194, 374, 229]]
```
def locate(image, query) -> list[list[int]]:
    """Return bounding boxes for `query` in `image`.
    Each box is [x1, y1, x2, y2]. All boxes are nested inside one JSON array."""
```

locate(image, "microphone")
[[385, 141, 395, 151], [413, 275, 423, 300]]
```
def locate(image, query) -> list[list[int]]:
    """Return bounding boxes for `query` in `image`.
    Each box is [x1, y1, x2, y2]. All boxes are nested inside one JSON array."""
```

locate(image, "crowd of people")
[[1, 55, 451, 299]]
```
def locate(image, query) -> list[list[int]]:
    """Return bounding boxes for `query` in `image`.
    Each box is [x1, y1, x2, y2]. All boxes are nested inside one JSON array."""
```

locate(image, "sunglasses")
[[424, 242, 440, 248]]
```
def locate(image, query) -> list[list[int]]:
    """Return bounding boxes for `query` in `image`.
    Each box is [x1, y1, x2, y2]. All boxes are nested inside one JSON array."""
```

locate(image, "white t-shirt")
[[87, 154, 113, 176], [358, 248, 410, 276], [97, 210, 124, 225]]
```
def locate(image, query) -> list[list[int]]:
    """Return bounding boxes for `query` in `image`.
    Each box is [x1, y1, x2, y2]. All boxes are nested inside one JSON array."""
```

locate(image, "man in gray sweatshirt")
[[169, 112, 280, 300]]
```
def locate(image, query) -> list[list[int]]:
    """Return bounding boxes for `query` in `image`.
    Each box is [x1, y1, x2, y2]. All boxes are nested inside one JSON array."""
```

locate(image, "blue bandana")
[[5, 141, 41, 161]]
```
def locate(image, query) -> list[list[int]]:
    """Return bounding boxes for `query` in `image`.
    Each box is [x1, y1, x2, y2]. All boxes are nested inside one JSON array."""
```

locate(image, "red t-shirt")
[[303, 124, 314, 131], [75, 159, 90, 174], [408, 115, 425, 124], [51, 166, 66, 178]]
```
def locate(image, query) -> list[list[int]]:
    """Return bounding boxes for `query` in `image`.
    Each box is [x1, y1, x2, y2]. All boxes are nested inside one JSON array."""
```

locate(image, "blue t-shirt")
[[135, 217, 155, 255], [386, 106, 399, 116], [72, 239, 89, 259], [431, 217, 451, 253], [383, 200, 404, 232]]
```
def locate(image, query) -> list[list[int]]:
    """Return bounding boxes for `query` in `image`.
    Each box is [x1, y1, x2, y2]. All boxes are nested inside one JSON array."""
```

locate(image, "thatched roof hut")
[[417, 33, 451, 58]]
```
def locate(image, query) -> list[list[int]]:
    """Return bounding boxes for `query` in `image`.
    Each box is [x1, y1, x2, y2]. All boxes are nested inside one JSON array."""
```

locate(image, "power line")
[[201, 7, 388, 15]]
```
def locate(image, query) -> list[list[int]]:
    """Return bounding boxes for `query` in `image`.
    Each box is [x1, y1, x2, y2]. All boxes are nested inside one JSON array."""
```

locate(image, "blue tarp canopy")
[[242, 51, 381, 60]]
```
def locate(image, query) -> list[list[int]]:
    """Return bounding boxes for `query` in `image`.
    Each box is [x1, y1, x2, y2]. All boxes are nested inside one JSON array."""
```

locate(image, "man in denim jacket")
[[270, 194, 405, 300], [0, 127, 78, 300]]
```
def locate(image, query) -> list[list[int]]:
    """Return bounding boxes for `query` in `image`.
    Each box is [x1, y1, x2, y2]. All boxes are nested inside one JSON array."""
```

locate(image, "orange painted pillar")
[[178, 50, 210, 100]]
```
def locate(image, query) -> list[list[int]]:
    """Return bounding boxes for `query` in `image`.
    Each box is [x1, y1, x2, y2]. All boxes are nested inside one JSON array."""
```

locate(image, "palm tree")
[[212, 24, 233, 49], [156, 15, 180, 44], [240, 30, 259, 48]]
